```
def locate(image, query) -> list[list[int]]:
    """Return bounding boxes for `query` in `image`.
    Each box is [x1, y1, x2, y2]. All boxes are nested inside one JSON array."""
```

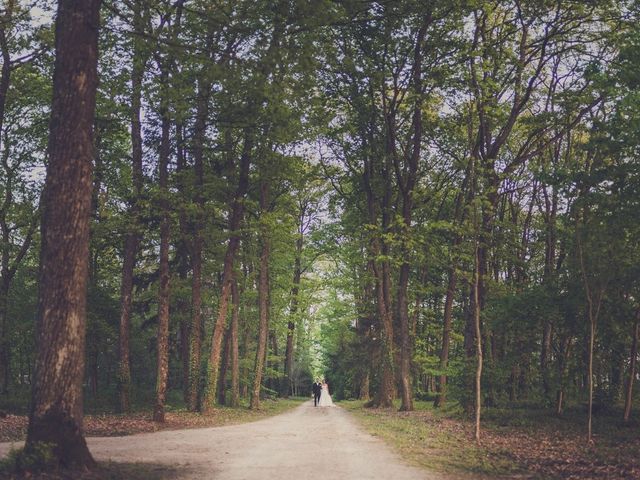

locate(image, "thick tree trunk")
[[203, 130, 252, 412], [25, 0, 101, 468], [229, 275, 240, 407], [361, 153, 394, 408], [623, 313, 639, 422], [251, 181, 271, 410], [153, 94, 171, 423], [396, 19, 429, 413], [373, 257, 395, 408], [117, 0, 145, 414]]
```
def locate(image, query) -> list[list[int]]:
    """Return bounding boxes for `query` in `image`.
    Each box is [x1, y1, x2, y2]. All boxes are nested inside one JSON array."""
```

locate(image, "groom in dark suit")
[[312, 380, 322, 406]]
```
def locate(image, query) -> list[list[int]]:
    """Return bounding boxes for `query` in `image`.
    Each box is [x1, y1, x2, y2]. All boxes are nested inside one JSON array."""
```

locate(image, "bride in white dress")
[[318, 380, 335, 407]]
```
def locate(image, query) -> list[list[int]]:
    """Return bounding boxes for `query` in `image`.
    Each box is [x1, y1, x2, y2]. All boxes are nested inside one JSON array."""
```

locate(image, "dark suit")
[[312, 382, 321, 406]]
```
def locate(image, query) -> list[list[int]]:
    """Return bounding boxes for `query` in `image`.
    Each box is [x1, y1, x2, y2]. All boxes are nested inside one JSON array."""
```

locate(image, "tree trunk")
[[230, 275, 240, 407], [0, 0, 14, 137], [187, 41, 213, 410], [174, 121, 191, 402], [202, 130, 252, 412], [218, 326, 231, 405], [284, 230, 302, 397], [117, 0, 145, 415], [153, 83, 172, 423], [0, 4, 13, 395], [556, 335, 572, 415], [540, 184, 557, 402], [0, 283, 10, 394], [473, 242, 483, 443], [188, 228, 203, 411], [25, 0, 101, 468], [434, 267, 456, 408], [251, 181, 271, 410], [623, 312, 639, 422]]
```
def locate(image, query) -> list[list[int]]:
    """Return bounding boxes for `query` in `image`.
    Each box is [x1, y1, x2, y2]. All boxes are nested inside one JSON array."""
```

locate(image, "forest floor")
[[341, 400, 640, 480], [0, 397, 304, 442], [0, 400, 449, 480]]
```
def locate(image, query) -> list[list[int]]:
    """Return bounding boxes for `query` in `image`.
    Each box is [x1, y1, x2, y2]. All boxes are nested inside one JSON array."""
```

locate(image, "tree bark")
[[218, 325, 231, 406], [555, 335, 572, 414], [202, 129, 252, 412], [473, 241, 483, 443], [153, 76, 172, 423], [434, 266, 457, 408], [623, 312, 639, 422], [230, 275, 240, 407], [251, 180, 271, 410], [25, 0, 101, 468], [284, 222, 303, 397], [117, 0, 146, 414], [540, 184, 558, 402]]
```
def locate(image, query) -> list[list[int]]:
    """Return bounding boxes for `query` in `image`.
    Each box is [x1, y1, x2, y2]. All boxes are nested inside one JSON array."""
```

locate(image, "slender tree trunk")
[[434, 267, 456, 408], [587, 304, 595, 442], [540, 185, 557, 402], [473, 241, 483, 443], [0, 5, 12, 394], [251, 181, 271, 410], [284, 231, 302, 397], [554, 334, 571, 414], [0, 0, 15, 137], [153, 84, 172, 423], [218, 326, 231, 405], [117, 1, 145, 414], [187, 48, 213, 411], [188, 224, 203, 410], [230, 275, 240, 407], [174, 122, 191, 402], [25, 0, 101, 468], [0, 284, 8, 393], [203, 130, 252, 412], [623, 312, 639, 422]]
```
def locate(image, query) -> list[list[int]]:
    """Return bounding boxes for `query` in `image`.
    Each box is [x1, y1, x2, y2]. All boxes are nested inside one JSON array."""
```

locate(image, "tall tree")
[[117, 0, 147, 414], [251, 179, 271, 409], [25, 0, 101, 468]]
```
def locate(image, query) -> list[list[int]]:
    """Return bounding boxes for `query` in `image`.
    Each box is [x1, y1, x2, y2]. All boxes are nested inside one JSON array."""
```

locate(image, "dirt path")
[[0, 401, 442, 479]]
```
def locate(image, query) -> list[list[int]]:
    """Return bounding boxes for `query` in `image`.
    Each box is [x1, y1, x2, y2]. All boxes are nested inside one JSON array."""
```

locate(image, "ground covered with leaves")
[[0, 398, 305, 443], [341, 400, 640, 480]]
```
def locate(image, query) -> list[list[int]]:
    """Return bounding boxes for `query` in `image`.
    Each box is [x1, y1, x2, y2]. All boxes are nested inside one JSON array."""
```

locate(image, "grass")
[[340, 400, 522, 478], [339, 399, 640, 479]]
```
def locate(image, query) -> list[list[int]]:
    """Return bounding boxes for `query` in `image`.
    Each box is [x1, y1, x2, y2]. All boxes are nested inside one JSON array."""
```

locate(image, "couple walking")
[[312, 379, 334, 407]]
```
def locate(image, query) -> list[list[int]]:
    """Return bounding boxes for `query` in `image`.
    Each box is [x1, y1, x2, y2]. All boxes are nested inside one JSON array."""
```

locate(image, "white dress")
[[318, 383, 335, 407]]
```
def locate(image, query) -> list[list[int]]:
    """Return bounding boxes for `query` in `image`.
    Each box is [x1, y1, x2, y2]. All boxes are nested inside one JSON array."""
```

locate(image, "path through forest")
[[0, 402, 442, 479]]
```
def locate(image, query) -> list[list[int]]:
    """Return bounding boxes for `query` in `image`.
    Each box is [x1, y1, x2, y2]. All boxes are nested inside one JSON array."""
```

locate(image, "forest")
[[0, 0, 639, 477]]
